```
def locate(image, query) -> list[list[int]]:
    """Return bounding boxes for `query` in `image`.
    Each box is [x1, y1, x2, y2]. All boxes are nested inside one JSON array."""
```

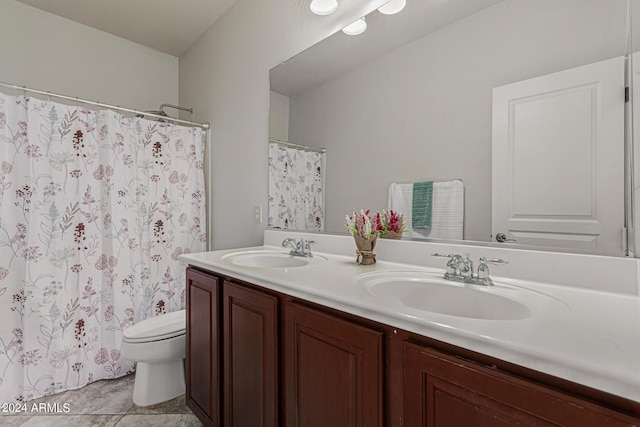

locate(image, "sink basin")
[[221, 250, 325, 268], [355, 271, 534, 320]]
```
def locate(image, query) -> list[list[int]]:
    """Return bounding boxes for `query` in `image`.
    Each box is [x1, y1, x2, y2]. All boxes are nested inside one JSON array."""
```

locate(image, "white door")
[[492, 56, 625, 255]]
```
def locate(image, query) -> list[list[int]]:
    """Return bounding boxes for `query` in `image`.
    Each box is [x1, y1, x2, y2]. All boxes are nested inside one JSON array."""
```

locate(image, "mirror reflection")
[[269, 0, 634, 257]]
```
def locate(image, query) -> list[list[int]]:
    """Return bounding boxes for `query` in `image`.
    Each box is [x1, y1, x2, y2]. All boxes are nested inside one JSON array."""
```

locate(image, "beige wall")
[[0, 0, 178, 110], [179, 0, 389, 249], [269, 91, 290, 142]]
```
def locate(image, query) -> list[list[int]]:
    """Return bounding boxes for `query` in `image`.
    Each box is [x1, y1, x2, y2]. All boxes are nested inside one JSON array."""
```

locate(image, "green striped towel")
[[412, 181, 433, 229]]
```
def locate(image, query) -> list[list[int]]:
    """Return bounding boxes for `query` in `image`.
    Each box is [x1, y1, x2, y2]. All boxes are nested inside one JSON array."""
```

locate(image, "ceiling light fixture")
[[342, 17, 367, 36], [378, 0, 406, 15], [310, 0, 338, 15]]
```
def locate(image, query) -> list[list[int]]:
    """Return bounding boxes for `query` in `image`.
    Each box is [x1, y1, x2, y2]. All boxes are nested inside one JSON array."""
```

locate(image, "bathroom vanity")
[[180, 232, 640, 426]]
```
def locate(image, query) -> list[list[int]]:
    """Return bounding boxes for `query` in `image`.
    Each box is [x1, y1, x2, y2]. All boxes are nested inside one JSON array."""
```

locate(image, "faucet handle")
[[432, 253, 463, 275], [282, 237, 296, 248], [479, 257, 508, 265], [432, 253, 455, 258], [477, 257, 508, 285], [304, 240, 316, 257]]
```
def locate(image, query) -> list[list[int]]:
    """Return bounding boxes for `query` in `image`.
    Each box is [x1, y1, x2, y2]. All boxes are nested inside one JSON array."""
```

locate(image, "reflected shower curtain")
[[268, 142, 324, 231], [0, 93, 206, 402]]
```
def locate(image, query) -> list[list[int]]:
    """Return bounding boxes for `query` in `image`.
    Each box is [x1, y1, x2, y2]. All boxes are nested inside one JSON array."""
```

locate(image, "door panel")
[[403, 342, 638, 427], [223, 281, 279, 427], [283, 301, 383, 427], [492, 56, 624, 255], [186, 268, 219, 427]]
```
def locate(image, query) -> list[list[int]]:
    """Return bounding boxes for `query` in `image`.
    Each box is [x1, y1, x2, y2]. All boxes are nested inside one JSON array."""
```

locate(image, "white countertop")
[[180, 240, 640, 403]]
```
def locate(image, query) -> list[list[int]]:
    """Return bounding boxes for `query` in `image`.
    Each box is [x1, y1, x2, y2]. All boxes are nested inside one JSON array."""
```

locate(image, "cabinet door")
[[403, 342, 639, 427], [223, 281, 279, 427], [186, 268, 220, 427], [283, 301, 383, 427]]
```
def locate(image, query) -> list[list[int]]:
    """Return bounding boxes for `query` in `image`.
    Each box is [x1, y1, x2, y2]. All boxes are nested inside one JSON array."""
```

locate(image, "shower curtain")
[[268, 142, 324, 231], [0, 93, 206, 403]]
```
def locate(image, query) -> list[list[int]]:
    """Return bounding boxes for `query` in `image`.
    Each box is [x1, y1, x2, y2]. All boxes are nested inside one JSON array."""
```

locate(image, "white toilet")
[[121, 309, 186, 406]]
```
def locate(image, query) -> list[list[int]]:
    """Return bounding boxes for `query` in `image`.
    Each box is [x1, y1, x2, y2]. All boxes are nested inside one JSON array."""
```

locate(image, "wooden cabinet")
[[186, 268, 279, 427], [283, 301, 384, 427], [185, 266, 639, 427], [403, 341, 639, 427], [222, 280, 279, 427], [186, 267, 220, 427]]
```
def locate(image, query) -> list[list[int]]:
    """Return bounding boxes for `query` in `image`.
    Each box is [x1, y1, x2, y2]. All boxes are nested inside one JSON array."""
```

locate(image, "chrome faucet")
[[282, 238, 315, 257], [433, 253, 508, 286]]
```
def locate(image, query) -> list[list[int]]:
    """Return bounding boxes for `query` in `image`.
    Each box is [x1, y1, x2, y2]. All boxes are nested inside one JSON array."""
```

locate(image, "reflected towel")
[[388, 180, 464, 240], [388, 182, 413, 222], [430, 180, 464, 240], [412, 181, 433, 229]]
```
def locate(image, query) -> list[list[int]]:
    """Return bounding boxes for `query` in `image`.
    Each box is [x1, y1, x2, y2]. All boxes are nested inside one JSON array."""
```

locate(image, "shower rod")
[[269, 138, 327, 153], [0, 81, 210, 130]]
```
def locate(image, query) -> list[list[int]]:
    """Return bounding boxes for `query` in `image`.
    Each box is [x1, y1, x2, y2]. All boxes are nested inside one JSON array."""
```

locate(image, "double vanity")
[[179, 230, 640, 426]]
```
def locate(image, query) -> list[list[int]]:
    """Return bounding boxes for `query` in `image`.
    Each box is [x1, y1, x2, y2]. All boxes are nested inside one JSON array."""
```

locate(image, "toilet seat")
[[122, 310, 186, 344]]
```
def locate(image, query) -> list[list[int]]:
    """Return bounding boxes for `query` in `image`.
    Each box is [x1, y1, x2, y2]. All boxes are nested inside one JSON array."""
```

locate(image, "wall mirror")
[[269, 0, 638, 257]]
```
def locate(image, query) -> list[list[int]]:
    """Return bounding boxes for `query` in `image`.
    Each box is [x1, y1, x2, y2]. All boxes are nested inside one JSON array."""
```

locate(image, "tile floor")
[[0, 374, 202, 426]]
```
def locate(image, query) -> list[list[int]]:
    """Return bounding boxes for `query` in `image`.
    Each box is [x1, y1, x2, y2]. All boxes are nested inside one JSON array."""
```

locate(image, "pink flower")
[[99, 124, 108, 140], [82, 284, 96, 299], [93, 165, 105, 180], [82, 186, 95, 205], [95, 254, 118, 270], [104, 305, 114, 322], [21, 246, 42, 262], [81, 305, 99, 317], [161, 266, 173, 284], [94, 348, 109, 365], [19, 349, 42, 367], [2, 161, 13, 175], [25, 145, 42, 159], [171, 247, 191, 261]]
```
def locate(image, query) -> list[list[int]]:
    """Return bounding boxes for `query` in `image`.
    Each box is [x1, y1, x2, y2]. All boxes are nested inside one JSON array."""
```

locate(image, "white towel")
[[388, 180, 464, 240], [430, 180, 464, 240]]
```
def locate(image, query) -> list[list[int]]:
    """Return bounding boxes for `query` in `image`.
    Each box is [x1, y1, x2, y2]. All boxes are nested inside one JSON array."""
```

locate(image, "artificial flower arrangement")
[[345, 209, 379, 265], [377, 209, 406, 239], [345, 209, 406, 264], [345, 209, 379, 240]]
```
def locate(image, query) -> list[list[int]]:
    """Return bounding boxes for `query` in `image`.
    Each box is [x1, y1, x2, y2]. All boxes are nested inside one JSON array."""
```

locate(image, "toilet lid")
[[122, 309, 186, 343]]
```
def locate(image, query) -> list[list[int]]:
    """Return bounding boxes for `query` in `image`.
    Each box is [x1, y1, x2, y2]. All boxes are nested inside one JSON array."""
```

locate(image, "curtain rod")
[[269, 138, 326, 153], [0, 81, 210, 130]]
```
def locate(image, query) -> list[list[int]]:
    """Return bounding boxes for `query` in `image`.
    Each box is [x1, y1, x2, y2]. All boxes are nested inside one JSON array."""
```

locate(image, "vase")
[[353, 234, 377, 265], [381, 231, 402, 240]]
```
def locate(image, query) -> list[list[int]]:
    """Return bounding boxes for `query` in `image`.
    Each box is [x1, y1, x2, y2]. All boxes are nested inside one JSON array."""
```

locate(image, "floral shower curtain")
[[0, 93, 206, 403], [268, 142, 324, 231]]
